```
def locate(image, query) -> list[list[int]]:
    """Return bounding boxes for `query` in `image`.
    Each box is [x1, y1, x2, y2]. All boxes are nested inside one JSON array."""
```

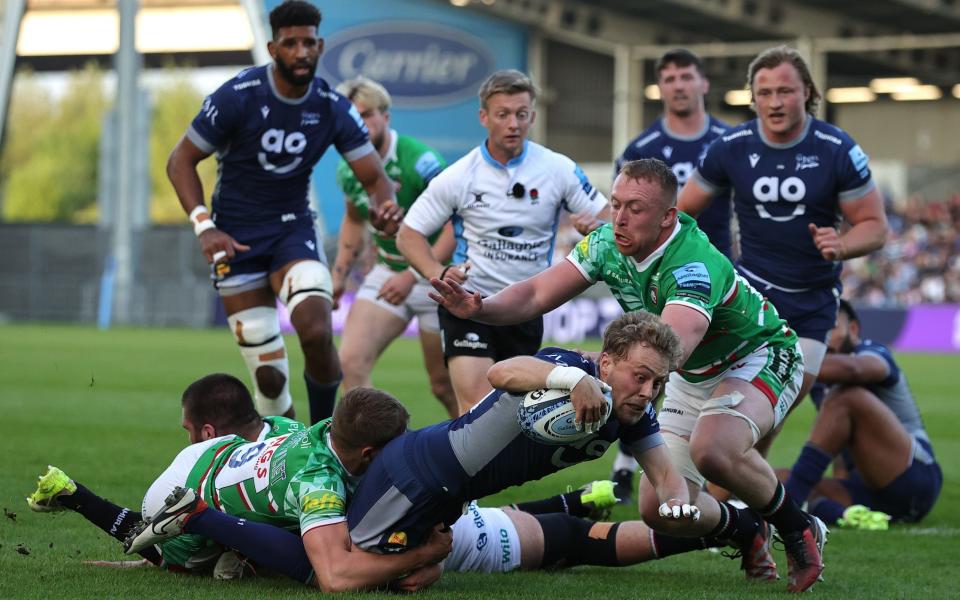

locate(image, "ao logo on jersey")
[[259, 128, 307, 174], [752, 176, 807, 222], [671, 162, 694, 185]]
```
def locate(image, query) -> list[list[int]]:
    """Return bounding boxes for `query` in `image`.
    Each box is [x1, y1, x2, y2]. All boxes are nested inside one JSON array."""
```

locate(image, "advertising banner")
[[263, 0, 528, 236]]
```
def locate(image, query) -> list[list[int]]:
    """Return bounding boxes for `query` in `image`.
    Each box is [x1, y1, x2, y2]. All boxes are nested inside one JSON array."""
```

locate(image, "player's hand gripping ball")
[[517, 387, 612, 445]]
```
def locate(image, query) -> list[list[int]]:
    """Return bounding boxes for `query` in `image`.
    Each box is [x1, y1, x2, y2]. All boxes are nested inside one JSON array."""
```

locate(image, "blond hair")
[[478, 69, 538, 109], [601, 311, 684, 371], [335, 76, 391, 112]]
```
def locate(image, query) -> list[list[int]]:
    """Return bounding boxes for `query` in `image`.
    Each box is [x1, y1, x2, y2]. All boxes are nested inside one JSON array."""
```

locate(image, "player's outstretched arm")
[[636, 444, 699, 522], [331, 202, 367, 308], [304, 522, 452, 593], [430, 260, 591, 325], [349, 152, 402, 234], [676, 178, 715, 218]]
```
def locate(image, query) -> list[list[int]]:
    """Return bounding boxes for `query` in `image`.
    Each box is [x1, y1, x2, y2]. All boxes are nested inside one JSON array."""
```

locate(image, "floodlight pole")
[[240, 0, 271, 64], [0, 0, 26, 148], [110, 0, 142, 325]]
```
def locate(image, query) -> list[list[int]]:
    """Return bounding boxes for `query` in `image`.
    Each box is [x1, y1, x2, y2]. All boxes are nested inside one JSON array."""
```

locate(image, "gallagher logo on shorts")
[[319, 22, 494, 109], [454, 332, 488, 350]]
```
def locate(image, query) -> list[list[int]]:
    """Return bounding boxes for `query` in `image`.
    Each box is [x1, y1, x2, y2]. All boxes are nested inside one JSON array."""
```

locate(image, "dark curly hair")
[[269, 1, 322, 39]]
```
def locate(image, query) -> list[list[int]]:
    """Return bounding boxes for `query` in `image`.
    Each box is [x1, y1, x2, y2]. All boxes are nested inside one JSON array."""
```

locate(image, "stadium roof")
[[458, 0, 960, 89]]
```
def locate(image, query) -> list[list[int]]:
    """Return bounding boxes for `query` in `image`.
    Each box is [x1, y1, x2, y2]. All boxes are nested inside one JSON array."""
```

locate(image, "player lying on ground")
[[782, 299, 942, 528], [127, 312, 773, 589], [430, 158, 828, 592], [28, 373, 619, 588], [26, 373, 301, 569], [31, 374, 453, 591]]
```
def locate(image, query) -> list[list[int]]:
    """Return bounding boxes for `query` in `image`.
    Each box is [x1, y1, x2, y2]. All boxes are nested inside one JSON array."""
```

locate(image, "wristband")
[[194, 220, 216, 236], [189, 205, 216, 237], [546, 365, 589, 391], [439, 265, 453, 280]]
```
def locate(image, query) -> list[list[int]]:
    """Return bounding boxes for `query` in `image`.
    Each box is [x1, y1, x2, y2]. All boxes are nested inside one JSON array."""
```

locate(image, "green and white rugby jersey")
[[159, 417, 356, 567], [567, 212, 797, 383], [336, 130, 446, 271]]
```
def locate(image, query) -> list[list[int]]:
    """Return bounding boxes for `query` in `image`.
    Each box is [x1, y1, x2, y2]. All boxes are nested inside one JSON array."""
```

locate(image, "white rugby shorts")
[[355, 264, 439, 332], [444, 503, 521, 574]]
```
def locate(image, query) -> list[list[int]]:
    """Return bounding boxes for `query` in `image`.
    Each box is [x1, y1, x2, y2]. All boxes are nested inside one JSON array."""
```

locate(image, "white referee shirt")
[[403, 140, 606, 297]]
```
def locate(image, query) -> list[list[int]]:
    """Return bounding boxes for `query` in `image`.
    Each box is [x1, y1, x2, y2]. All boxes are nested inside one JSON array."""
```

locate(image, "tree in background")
[[1, 64, 108, 222], [148, 71, 218, 224], [0, 64, 218, 224]]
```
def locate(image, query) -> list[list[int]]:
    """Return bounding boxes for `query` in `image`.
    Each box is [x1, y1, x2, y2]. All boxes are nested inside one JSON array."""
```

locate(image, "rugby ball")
[[516, 387, 612, 445]]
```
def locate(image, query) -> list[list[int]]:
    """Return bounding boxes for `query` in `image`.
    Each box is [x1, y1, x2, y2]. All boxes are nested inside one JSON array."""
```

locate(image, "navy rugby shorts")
[[213, 214, 324, 285], [841, 438, 942, 522]]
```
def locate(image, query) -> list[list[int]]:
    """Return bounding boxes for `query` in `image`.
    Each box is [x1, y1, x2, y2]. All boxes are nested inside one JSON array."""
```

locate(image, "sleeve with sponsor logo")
[[287, 461, 349, 535], [332, 94, 375, 160], [661, 260, 721, 319], [619, 403, 664, 456], [413, 149, 446, 187], [690, 136, 731, 195], [565, 226, 608, 284], [187, 82, 244, 154], [402, 167, 461, 237], [836, 136, 874, 200], [559, 154, 605, 215]]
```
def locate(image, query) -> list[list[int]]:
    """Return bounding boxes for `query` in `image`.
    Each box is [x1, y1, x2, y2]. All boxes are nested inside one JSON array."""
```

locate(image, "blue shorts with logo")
[[212, 212, 326, 288], [841, 437, 942, 522], [738, 267, 840, 343], [346, 425, 468, 553]]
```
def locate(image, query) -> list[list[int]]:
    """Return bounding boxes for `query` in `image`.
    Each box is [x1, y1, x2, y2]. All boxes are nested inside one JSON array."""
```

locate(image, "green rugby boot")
[[27, 465, 77, 512]]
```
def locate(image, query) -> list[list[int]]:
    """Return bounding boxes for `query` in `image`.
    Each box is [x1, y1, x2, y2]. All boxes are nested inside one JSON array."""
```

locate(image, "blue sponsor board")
[[319, 21, 495, 109], [262, 0, 528, 236]]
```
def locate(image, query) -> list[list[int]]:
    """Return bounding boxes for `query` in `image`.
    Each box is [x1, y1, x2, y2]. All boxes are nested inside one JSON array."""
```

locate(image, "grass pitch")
[[0, 324, 957, 599]]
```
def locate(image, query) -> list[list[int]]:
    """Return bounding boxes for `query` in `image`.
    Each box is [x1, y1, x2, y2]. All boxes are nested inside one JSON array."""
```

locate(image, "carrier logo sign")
[[320, 22, 494, 108]]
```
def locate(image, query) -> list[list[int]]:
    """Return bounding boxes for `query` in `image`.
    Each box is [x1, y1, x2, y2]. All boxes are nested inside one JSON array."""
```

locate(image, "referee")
[[397, 70, 608, 414]]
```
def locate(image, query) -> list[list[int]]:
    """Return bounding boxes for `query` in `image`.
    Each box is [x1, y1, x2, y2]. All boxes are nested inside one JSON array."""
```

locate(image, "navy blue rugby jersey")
[[851, 339, 930, 445], [617, 116, 733, 258], [187, 64, 374, 225], [693, 117, 874, 290], [403, 347, 663, 501]]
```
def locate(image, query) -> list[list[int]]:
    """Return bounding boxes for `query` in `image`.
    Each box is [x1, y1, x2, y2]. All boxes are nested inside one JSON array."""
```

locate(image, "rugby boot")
[[26, 465, 76, 512], [782, 515, 828, 592], [124, 486, 207, 554]]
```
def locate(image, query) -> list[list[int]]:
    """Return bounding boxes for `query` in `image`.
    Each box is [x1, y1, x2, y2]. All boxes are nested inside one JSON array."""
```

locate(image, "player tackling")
[[431, 158, 827, 592]]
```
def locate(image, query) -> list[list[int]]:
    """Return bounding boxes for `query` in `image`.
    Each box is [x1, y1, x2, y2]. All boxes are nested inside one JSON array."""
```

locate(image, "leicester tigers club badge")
[[383, 531, 408, 552], [214, 261, 231, 281]]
